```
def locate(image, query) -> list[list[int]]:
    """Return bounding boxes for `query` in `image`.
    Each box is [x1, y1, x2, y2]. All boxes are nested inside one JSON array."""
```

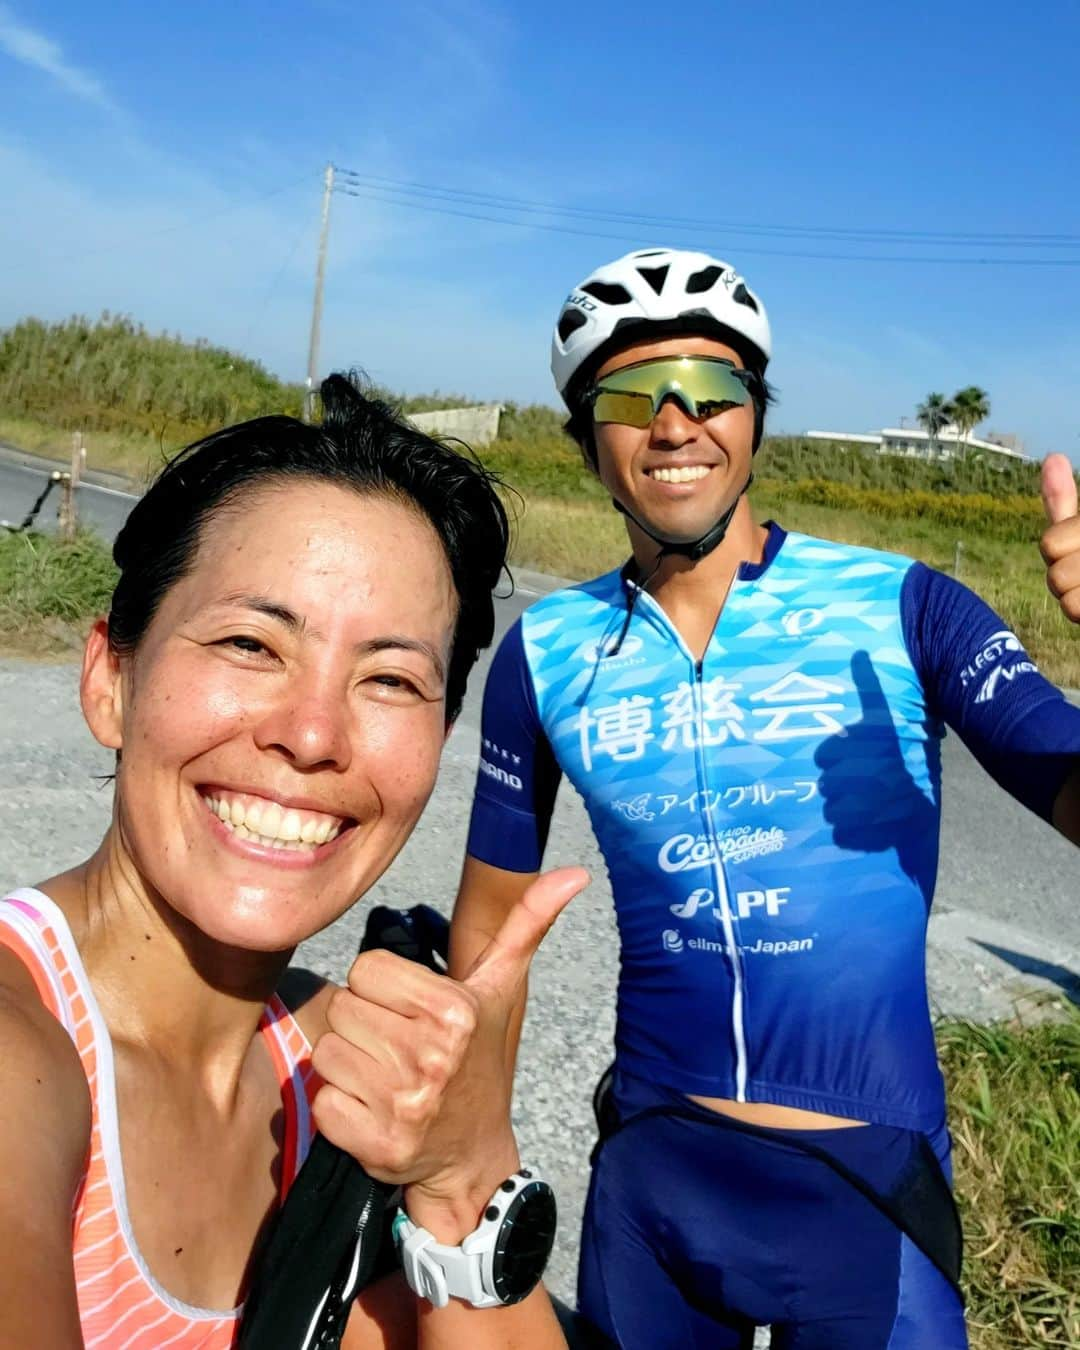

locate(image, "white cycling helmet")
[[551, 247, 771, 406]]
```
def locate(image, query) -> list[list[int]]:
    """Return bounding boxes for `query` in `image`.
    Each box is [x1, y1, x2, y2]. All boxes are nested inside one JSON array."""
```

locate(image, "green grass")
[[499, 478, 1080, 688], [0, 528, 117, 653], [940, 1006, 1080, 1348]]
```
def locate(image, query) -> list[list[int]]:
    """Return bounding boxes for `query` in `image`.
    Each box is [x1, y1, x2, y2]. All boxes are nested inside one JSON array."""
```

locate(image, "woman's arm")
[[314, 868, 588, 1350], [0, 950, 91, 1350]]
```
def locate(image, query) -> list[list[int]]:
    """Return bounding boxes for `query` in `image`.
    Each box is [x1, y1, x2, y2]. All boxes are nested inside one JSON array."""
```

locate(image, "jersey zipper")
[[693, 652, 750, 1101], [628, 576, 751, 1102]]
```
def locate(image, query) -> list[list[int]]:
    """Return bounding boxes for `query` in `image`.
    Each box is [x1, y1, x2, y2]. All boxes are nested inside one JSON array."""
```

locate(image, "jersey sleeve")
[[464, 618, 562, 873], [901, 562, 1080, 821]]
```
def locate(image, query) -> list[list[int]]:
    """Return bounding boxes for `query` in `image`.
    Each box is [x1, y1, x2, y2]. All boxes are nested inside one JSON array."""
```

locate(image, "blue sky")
[[2, 0, 1079, 457]]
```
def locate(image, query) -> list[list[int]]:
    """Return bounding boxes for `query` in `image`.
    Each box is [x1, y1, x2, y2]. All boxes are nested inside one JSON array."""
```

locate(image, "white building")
[[803, 424, 1028, 464]]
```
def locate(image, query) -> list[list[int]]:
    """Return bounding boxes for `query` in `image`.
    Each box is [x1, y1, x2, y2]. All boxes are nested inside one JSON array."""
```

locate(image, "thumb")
[[464, 866, 589, 998], [1041, 453, 1078, 525]]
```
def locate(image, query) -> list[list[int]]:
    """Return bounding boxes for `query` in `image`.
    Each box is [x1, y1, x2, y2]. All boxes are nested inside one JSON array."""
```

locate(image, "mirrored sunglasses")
[[588, 356, 752, 429]]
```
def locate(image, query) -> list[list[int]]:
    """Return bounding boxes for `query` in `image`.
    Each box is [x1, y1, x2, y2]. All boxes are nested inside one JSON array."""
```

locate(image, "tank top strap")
[[258, 993, 321, 1197]]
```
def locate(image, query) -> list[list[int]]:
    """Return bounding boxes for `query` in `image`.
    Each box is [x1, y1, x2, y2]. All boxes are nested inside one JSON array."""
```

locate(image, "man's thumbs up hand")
[[1040, 453, 1080, 623]]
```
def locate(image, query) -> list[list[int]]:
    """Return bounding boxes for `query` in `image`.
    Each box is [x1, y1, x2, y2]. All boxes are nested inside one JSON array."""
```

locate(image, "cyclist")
[[450, 247, 1080, 1348], [0, 376, 585, 1349]]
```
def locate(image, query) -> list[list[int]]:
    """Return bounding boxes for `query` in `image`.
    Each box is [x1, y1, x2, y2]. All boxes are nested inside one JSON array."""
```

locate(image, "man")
[[449, 247, 1080, 1348]]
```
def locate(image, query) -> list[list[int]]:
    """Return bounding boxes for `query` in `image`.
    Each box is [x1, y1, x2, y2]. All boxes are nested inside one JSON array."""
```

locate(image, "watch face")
[[491, 1182, 557, 1305]]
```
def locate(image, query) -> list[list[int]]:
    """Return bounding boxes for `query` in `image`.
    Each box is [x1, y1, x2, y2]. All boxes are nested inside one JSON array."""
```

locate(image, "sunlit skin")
[[78, 481, 455, 962], [44, 482, 459, 1311], [592, 334, 766, 569]]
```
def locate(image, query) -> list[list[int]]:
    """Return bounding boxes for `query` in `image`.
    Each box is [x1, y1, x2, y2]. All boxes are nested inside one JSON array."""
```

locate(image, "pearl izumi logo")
[[959, 630, 1037, 704], [781, 608, 825, 637], [580, 633, 645, 666]]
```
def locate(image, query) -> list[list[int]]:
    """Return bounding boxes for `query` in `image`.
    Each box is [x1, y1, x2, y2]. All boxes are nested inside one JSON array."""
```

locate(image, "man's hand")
[[311, 866, 588, 1239], [1041, 452, 1080, 623]]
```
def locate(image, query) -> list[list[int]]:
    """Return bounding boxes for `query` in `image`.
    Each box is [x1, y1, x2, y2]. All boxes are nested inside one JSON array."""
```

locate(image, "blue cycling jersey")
[[466, 524, 1080, 1132]]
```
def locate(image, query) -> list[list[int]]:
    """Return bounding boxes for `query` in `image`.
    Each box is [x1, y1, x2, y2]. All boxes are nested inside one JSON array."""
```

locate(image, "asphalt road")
[[0, 452, 133, 539], [2, 448, 1078, 1308]]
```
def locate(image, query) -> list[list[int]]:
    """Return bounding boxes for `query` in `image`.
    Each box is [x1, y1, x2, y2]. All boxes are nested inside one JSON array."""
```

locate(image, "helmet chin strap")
[[613, 472, 754, 563]]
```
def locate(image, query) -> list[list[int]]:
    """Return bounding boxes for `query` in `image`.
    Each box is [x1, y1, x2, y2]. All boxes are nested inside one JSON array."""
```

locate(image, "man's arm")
[[1040, 453, 1080, 841], [449, 616, 562, 1045]]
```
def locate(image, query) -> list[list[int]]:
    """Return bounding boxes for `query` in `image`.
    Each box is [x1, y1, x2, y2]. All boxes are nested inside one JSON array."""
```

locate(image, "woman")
[[0, 376, 585, 1349]]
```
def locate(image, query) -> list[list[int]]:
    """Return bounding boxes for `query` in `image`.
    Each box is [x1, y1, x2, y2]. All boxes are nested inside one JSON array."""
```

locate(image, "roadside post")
[[58, 431, 85, 541]]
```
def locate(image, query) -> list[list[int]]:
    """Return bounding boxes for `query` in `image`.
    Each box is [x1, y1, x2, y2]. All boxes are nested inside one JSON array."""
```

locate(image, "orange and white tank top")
[[0, 888, 320, 1349]]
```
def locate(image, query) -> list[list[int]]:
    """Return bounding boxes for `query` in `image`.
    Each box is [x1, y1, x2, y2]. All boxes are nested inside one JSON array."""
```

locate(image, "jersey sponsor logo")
[[609, 784, 818, 819], [688, 935, 814, 956], [578, 674, 848, 770], [959, 629, 1037, 703], [579, 633, 646, 669], [661, 928, 814, 957], [670, 884, 791, 919], [658, 829, 787, 875], [482, 737, 521, 766], [781, 607, 825, 637], [479, 757, 523, 791], [611, 793, 656, 822], [582, 633, 644, 663]]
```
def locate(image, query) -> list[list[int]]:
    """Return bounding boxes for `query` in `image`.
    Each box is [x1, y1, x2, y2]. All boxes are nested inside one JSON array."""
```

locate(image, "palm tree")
[[916, 393, 950, 457], [950, 386, 990, 461]]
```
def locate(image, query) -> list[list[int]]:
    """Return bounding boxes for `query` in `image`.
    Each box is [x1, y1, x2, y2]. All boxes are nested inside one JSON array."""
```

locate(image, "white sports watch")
[[394, 1167, 557, 1309]]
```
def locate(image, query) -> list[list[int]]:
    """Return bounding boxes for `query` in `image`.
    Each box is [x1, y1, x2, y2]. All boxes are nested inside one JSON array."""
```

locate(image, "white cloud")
[[0, 4, 116, 111]]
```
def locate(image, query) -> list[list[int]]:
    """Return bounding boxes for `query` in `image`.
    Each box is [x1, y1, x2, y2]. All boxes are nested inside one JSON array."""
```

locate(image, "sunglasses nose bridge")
[[654, 380, 699, 421]]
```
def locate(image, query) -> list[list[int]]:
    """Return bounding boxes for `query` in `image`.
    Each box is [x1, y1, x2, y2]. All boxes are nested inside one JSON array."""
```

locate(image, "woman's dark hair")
[[108, 373, 509, 722]]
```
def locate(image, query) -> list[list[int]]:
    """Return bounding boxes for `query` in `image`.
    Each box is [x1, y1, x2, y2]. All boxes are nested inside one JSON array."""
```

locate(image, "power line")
[[333, 182, 1080, 266], [334, 166, 1080, 249]]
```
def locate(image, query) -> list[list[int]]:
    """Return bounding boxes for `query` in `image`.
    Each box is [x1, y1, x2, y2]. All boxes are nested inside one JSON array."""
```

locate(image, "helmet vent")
[[636, 264, 669, 295], [580, 281, 631, 305], [732, 282, 759, 313], [686, 265, 722, 294], [557, 308, 589, 343]]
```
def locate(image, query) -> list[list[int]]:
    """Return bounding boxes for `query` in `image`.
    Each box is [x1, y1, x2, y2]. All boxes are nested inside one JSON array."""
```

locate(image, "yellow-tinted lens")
[[592, 389, 656, 428], [592, 356, 750, 425]]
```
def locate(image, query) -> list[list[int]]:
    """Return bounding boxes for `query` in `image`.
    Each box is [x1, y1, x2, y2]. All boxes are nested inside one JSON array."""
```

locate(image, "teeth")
[[203, 792, 346, 852], [651, 465, 710, 484]]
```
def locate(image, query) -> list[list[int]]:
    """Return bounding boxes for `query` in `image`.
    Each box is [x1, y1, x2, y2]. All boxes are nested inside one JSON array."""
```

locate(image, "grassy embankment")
[[1, 316, 1078, 1343]]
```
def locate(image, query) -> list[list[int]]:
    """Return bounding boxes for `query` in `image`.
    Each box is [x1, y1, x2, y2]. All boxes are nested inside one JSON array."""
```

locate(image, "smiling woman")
[[0, 375, 586, 1350]]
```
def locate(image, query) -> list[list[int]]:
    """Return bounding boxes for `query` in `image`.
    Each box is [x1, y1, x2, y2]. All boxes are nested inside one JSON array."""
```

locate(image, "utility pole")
[[304, 162, 335, 423]]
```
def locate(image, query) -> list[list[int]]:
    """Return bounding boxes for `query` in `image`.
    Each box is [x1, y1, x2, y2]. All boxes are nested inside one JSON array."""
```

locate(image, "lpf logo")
[[781, 608, 825, 637], [670, 887, 791, 919]]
